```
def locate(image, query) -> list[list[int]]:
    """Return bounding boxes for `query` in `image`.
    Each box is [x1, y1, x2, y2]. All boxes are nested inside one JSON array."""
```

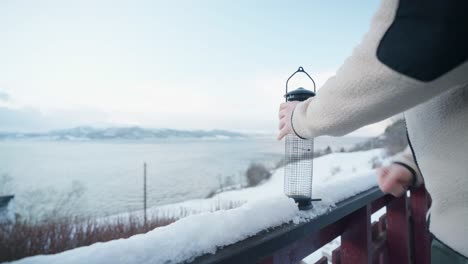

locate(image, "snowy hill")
[[0, 126, 246, 141], [11, 149, 387, 264]]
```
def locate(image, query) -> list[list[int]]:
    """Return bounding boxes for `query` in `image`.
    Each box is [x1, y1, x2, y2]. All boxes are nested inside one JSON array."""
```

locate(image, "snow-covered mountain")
[[0, 126, 246, 141]]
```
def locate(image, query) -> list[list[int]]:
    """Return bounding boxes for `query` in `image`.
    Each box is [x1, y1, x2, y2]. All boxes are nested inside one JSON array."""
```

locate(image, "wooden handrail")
[[190, 186, 430, 264]]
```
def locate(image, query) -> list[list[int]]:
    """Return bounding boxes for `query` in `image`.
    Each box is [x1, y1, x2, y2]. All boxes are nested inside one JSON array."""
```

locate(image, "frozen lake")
[[0, 136, 366, 218]]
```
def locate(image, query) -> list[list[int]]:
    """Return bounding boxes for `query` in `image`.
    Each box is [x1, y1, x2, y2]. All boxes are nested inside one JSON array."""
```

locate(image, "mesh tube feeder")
[[284, 66, 322, 210]]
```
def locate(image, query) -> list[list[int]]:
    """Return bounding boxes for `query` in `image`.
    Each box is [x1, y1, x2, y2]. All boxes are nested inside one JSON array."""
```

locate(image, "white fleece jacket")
[[291, 0, 468, 257]]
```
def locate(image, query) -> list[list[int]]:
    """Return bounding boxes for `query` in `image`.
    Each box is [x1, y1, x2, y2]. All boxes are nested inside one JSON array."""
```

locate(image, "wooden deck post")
[[410, 186, 430, 264], [332, 248, 341, 264], [341, 205, 372, 264], [386, 194, 410, 264]]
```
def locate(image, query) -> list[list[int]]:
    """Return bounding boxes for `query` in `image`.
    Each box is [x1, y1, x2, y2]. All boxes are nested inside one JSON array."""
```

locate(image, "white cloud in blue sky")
[[0, 0, 384, 135]]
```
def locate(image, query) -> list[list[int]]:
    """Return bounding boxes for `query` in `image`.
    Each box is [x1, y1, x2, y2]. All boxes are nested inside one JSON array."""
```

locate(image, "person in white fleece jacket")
[[277, 0, 468, 262]]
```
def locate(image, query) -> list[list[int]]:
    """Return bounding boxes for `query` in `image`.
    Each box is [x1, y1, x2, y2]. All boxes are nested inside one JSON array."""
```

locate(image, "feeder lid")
[[285, 87, 316, 102]]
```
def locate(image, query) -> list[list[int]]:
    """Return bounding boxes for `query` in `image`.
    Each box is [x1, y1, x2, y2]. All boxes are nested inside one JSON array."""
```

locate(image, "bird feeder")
[[284, 66, 321, 210]]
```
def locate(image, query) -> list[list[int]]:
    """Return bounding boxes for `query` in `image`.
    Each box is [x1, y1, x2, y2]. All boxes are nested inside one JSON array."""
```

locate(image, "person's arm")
[[286, 0, 468, 139]]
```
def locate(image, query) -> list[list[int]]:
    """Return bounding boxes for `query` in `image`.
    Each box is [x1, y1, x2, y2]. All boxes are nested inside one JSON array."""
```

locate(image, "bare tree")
[[16, 181, 86, 223]]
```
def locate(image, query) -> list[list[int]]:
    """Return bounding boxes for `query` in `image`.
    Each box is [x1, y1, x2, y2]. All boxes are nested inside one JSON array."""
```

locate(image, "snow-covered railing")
[[190, 186, 430, 264]]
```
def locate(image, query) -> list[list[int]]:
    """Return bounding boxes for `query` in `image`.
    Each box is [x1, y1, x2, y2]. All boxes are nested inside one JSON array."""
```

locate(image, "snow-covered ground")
[[10, 149, 387, 264]]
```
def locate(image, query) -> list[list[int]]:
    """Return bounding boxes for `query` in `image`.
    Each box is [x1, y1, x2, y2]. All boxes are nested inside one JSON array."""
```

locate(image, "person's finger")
[[376, 167, 385, 177], [277, 131, 285, 140], [280, 103, 288, 110], [381, 167, 390, 176], [278, 119, 285, 130], [279, 110, 286, 119], [377, 172, 384, 190], [390, 184, 406, 197], [387, 171, 400, 185], [377, 167, 388, 188], [378, 176, 389, 193], [277, 128, 289, 140], [397, 175, 412, 187], [396, 168, 413, 186], [380, 169, 400, 194], [387, 171, 407, 195]]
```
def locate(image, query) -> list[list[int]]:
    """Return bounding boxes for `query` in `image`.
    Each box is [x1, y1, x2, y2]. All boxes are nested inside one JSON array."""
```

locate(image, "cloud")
[[0, 107, 44, 131], [0, 91, 9, 102]]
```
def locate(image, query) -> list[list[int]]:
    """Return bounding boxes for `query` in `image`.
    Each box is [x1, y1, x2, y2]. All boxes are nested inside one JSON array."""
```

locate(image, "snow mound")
[[11, 149, 385, 264]]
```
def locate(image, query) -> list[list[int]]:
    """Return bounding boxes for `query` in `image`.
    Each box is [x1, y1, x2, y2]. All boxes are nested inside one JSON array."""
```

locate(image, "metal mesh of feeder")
[[284, 134, 314, 203]]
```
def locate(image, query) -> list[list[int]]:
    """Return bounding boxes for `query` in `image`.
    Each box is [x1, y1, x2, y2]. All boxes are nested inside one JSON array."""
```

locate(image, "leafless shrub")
[[211, 200, 245, 211], [205, 174, 243, 198], [0, 214, 174, 262], [15, 181, 86, 223], [245, 163, 271, 187], [0, 200, 243, 263], [330, 166, 341, 176], [0, 173, 13, 195]]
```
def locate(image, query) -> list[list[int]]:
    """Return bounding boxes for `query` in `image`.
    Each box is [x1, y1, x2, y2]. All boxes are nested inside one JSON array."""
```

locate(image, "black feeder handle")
[[285, 66, 317, 102]]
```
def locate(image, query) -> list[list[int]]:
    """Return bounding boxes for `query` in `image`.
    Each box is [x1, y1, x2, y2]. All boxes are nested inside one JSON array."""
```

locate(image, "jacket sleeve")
[[291, 0, 468, 139], [391, 146, 424, 187]]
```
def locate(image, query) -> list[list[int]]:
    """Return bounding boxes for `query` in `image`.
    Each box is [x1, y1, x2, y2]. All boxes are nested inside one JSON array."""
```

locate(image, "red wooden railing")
[[312, 186, 430, 264], [191, 185, 430, 264]]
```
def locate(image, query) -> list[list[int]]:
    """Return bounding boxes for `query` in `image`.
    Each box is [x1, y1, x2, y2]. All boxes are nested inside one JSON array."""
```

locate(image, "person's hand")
[[377, 164, 413, 197], [278, 101, 300, 140]]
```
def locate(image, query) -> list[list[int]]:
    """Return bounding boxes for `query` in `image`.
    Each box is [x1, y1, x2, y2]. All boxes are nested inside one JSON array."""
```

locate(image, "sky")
[[0, 0, 389, 136]]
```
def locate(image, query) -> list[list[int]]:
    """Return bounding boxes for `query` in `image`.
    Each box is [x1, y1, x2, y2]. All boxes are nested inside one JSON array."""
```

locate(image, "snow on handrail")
[[190, 187, 384, 264], [191, 186, 431, 264]]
